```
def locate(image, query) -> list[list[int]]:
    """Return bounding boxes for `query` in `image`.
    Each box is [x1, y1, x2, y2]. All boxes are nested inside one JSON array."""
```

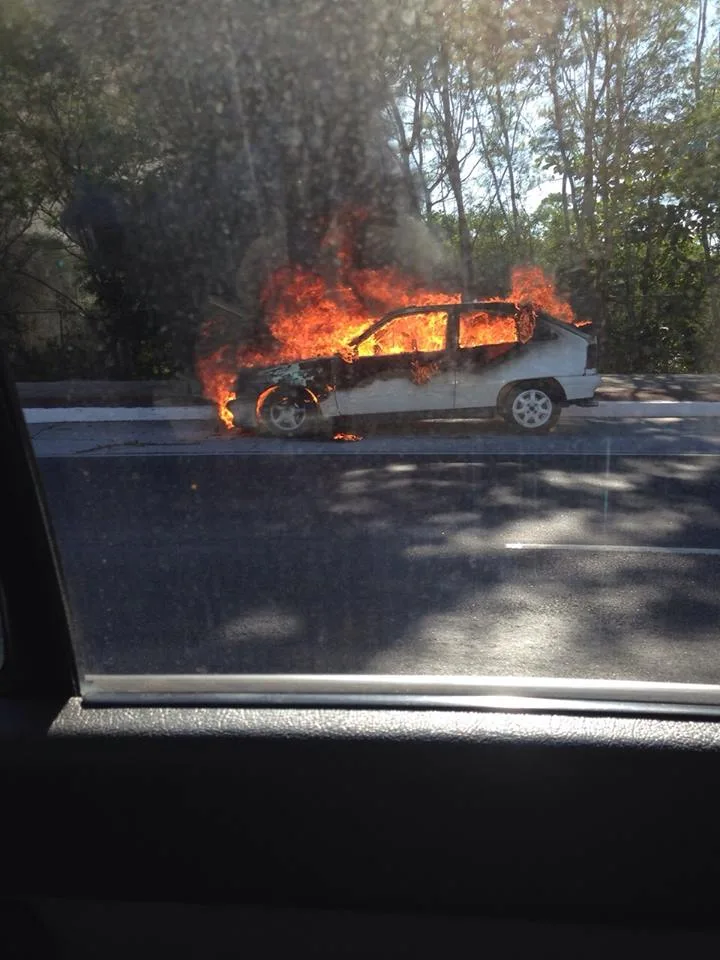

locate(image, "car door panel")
[[451, 306, 522, 410], [453, 308, 591, 410], [333, 310, 453, 417], [456, 335, 588, 410], [333, 351, 454, 416], [453, 342, 521, 410]]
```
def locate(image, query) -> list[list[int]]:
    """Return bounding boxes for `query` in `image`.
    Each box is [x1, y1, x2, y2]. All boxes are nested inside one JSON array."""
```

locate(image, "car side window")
[[360, 312, 448, 357], [458, 309, 517, 350], [532, 323, 558, 342]]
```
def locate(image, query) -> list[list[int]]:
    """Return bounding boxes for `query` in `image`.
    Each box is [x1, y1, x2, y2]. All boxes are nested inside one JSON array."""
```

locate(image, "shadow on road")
[[41, 449, 720, 683]]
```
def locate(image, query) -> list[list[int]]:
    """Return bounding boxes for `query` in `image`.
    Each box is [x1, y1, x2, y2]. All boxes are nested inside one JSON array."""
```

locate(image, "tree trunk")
[[548, 56, 582, 245], [438, 46, 473, 296]]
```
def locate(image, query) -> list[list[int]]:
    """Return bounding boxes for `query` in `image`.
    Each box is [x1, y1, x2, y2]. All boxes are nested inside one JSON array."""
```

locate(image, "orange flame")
[[410, 358, 440, 384], [239, 260, 459, 365], [244, 262, 580, 365], [196, 343, 237, 428], [457, 310, 518, 348], [509, 265, 576, 323]]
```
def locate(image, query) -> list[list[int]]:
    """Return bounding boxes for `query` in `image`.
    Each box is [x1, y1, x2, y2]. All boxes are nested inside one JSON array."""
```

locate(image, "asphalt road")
[[35, 418, 720, 683]]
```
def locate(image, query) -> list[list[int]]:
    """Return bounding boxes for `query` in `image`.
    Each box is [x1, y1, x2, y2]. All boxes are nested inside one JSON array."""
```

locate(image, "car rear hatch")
[[538, 312, 597, 372]]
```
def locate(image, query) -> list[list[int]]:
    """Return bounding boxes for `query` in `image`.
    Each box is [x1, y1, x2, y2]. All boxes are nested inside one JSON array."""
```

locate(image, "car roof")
[[350, 301, 514, 347], [350, 300, 593, 347]]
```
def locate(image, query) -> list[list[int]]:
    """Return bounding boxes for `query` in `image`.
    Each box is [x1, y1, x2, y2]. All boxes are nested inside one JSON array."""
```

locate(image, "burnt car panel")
[[235, 357, 335, 401], [333, 309, 453, 416], [453, 306, 596, 410], [332, 348, 454, 417]]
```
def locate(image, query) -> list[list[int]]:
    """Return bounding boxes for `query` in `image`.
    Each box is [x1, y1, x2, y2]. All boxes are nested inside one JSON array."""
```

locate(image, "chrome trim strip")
[[83, 673, 720, 713], [81, 693, 720, 718]]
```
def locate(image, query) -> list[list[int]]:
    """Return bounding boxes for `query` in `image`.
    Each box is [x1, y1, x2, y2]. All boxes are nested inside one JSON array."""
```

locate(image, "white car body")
[[454, 315, 599, 411], [229, 303, 600, 433]]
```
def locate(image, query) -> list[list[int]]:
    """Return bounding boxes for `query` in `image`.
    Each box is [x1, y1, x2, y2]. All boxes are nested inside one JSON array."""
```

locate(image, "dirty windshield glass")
[[3, 0, 720, 687]]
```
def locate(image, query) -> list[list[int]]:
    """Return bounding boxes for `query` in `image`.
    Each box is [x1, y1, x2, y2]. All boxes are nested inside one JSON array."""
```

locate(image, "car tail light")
[[586, 343, 598, 369]]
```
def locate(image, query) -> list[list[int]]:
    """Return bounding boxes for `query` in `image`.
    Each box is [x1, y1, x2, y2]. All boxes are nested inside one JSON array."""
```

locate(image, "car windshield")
[[3, 0, 720, 703]]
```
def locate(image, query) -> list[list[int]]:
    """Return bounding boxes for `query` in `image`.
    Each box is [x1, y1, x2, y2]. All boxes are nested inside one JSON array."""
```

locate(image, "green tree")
[[0, 0, 163, 374]]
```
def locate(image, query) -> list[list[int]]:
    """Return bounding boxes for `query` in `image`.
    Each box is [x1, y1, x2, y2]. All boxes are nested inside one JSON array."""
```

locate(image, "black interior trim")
[[0, 349, 77, 698], [3, 697, 720, 920]]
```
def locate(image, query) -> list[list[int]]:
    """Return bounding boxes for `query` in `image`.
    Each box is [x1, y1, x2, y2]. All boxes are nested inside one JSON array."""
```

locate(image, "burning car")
[[225, 300, 599, 436]]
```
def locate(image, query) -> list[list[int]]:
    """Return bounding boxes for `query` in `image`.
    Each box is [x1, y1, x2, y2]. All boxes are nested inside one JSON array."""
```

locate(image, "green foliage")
[[2, 0, 720, 377], [0, 0, 167, 376]]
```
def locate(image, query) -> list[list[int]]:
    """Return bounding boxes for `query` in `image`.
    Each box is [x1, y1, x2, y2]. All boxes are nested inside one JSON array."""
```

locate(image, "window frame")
[[350, 304, 455, 353], [5, 332, 720, 929], [446, 300, 522, 352], [6, 339, 720, 718], [0, 348, 78, 699]]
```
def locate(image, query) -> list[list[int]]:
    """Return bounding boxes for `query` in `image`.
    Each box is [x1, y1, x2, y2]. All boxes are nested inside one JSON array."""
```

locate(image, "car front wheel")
[[257, 387, 322, 438], [500, 384, 560, 433]]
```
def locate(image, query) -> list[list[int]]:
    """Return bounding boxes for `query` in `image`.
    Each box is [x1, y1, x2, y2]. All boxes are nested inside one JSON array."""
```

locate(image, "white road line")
[[504, 542, 720, 556]]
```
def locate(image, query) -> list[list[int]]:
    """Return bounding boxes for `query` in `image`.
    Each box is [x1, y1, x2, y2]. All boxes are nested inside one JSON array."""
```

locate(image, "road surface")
[[32, 416, 720, 683]]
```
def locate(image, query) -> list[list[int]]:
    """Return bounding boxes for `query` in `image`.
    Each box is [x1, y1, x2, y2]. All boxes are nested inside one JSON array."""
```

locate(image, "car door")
[[453, 304, 526, 411], [332, 309, 454, 417]]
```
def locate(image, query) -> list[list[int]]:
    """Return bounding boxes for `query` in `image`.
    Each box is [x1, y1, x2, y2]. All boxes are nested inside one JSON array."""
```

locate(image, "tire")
[[500, 383, 561, 434], [257, 387, 320, 438]]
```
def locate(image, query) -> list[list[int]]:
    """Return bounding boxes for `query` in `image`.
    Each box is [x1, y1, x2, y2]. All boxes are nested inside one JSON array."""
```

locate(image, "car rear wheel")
[[257, 387, 321, 438], [500, 384, 560, 433]]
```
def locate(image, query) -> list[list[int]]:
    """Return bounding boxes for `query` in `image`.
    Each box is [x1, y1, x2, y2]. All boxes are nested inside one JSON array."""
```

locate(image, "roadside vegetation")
[[1, 0, 718, 378]]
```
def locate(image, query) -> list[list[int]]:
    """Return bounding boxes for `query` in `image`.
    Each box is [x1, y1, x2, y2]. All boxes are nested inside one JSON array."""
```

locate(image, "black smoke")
[[57, 0, 429, 373]]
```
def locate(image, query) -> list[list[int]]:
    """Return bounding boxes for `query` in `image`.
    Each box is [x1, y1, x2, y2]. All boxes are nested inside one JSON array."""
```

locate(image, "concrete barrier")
[[17, 379, 203, 406], [22, 399, 720, 424], [16, 374, 720, 406], [23, 406, 213, 423], [563, 401, 720, 419]]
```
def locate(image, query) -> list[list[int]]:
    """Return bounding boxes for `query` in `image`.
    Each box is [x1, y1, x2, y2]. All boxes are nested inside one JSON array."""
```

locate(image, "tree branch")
[[14, 268, 91, 318]]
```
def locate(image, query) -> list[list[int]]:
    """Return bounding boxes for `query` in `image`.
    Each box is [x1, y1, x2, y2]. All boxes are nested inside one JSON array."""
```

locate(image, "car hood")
[[236, 356, 333, 390]]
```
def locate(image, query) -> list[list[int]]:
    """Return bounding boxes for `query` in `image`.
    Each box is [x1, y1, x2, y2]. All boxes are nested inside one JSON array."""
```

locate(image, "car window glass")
[[458, 310, 518, 349], [4, 0, 720, 702], [359, 312, 448, 357]]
